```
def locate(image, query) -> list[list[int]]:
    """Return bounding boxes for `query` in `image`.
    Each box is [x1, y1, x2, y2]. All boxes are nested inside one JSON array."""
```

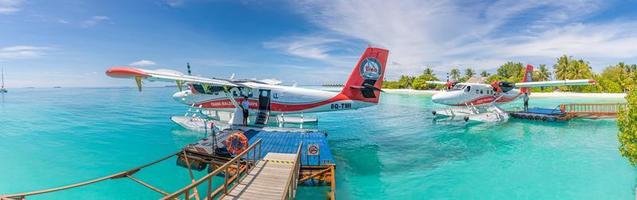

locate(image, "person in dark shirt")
[[523, 92, 529, 112], [240, 96, 250, 125]]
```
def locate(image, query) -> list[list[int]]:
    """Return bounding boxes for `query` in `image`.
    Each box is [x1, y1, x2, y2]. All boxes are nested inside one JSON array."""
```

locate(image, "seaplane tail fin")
[[340, 47, 389, 104], [520, 64, 534, 94]]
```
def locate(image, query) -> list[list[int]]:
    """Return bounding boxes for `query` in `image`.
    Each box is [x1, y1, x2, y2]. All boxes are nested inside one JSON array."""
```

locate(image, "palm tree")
[[554, 55, 571, 80], [465, 68, 475, 79], [423, 68, 434, 76], [450, 68, 460, 81], [480, 70, 489, 77], [537, 64, 551, 81]]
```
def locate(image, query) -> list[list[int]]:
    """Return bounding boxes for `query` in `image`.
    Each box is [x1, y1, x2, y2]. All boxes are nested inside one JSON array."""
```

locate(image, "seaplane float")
[[106, 47, 389, 131], [427, 64, 595, 123]]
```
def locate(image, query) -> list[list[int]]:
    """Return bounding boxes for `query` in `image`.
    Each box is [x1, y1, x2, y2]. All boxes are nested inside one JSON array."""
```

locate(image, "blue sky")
[[2, 0, 637, 87]]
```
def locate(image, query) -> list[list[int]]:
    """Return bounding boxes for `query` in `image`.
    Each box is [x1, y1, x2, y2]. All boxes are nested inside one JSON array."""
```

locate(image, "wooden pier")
[[164, 140, 303, 200], [221, 152, 301, 200], [560, 103, 627, 119]]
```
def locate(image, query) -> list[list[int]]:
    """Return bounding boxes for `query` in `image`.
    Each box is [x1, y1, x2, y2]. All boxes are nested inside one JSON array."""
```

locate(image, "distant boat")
[[53, 86, 62, 88], [0, 67, 7, 93]]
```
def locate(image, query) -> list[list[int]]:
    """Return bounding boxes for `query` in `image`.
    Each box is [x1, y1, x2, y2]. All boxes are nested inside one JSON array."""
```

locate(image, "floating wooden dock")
[[509, 107, 570, 121], [1, 126, 336, 200], [509, 103, 627, 121]]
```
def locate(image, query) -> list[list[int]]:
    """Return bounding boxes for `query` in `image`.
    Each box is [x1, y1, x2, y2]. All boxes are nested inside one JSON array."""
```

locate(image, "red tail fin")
[[340, 47, 389, 103], [520, 64, 533, 94]]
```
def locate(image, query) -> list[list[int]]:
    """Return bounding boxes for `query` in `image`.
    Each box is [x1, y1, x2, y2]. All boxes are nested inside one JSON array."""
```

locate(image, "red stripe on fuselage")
[[193, 94, 351, 112], [450, 94, 520, 106]]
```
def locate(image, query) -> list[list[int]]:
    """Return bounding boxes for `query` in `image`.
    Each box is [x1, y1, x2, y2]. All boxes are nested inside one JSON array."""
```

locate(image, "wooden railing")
[[560, 103, 627, 114], [161, 139, 263, 200], [281, 142, 303, 200]]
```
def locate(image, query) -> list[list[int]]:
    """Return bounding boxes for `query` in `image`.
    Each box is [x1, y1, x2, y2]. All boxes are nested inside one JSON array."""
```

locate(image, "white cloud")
[[129, 59, 156, 67], [263, 36, 342, 60], [166, 0, 184, 7], [82, 16, 110, 27], [0, 0, 22, 14], [0, 45, 51, 60], [280, 0, 633, 79]]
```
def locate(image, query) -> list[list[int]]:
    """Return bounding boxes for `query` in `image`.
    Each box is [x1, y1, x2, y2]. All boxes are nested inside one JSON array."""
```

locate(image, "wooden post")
[[224, 168, 228, 194], [330, 165, 336, 200], [207, 177, 212, 199]]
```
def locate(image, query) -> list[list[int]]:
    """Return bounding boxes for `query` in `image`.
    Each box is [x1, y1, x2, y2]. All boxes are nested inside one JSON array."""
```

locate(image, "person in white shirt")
[[240, 96, 250, 125]]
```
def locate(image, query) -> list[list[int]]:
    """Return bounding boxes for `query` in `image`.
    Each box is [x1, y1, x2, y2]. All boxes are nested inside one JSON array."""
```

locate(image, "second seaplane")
[[106, 47, 389, 130], [427, 64, 595, 123]]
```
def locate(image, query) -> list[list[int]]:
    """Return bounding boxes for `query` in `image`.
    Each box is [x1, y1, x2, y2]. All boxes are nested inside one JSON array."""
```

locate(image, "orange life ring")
[[225, 131, 249, 155]]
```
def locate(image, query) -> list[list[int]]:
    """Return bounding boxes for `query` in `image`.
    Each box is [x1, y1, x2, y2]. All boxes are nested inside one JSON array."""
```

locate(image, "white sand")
[[529, 92, 625, 98], [383, 89, 440, 95], [383, 89, 625, 99]]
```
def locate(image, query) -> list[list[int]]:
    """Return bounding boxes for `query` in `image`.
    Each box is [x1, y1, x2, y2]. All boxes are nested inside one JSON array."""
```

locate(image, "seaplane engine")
[[491, 81, 515, 93]]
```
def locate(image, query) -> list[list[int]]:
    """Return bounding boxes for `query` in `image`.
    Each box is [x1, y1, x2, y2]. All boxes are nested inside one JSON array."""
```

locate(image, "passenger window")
[[480, 90, 484, 94], [465, 86, 471, 92]]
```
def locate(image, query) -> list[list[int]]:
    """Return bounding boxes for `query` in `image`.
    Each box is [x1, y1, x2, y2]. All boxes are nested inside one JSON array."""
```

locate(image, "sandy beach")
[[384, 89, 626, 99]]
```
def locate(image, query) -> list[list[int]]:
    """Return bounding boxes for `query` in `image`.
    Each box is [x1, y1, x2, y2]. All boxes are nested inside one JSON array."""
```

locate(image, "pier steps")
[[222, 153, 299, 200]]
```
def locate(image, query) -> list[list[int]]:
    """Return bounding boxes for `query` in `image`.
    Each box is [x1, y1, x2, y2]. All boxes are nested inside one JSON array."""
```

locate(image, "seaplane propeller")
[[363, 83, 384, 92]]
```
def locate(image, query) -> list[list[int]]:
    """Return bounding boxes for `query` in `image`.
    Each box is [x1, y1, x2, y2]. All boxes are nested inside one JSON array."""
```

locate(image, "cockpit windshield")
[[449, 84, 466, 91]]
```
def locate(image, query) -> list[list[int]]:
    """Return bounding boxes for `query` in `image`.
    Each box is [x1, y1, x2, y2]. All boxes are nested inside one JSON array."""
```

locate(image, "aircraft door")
[[258, 89, 271, 111], [255, 89, 271, 125]]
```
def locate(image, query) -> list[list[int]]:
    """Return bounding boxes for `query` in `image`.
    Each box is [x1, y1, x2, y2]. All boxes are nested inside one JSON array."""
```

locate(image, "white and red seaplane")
[[427, 64, 595, 123], [106, 47, 389, 129]]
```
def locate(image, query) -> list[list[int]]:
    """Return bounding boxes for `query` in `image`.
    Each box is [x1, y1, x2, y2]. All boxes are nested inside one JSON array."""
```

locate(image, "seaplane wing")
[[514, 79, 595, 88], [425, 81, 449, 85], [106, 67, 245, 91]]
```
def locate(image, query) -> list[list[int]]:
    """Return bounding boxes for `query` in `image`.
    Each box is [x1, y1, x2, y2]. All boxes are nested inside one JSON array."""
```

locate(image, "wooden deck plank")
[[221, 153, 297, 200]]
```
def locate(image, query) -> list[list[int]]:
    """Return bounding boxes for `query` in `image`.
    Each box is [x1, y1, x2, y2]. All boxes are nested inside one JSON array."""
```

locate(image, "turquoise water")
[[0, 88, 634, 199]]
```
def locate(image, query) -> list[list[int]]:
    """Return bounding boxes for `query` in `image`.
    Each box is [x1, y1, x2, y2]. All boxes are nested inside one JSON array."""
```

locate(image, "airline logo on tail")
[[360, 58, 382, 80]]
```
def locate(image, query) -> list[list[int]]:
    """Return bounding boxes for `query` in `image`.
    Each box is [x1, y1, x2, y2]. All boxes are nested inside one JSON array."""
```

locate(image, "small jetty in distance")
[[321, 83, 344, 87], [509, 103, 627, 122]]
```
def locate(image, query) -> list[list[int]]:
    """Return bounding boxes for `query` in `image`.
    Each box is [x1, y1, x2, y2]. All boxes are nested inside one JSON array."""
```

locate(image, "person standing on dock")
[[240, 96, 250, 126], [523, 92, 529, 112]]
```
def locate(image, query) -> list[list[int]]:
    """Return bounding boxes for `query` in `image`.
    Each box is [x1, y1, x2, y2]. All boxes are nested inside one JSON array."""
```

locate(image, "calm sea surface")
[[0, 88, 633, 199]]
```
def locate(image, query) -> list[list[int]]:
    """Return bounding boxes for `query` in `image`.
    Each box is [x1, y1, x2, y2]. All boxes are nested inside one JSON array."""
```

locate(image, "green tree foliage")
[[397, 75, 415, 89], [535, 64, 551, 81], [495, 62, 524, 82], [449, 68, 460, 81], [382, 68, 440, 90], [381, 80, 401, 89], [553, 55, 594, 92], [619, 88, 637, 165], [383, 58, 637, 93], [411, 68, 440, 90], [480, 70, 490, 77], [465, 68, 475, 79]]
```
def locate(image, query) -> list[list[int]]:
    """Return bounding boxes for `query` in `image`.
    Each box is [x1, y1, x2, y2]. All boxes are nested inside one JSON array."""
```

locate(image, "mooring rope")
[[1, 151, 181, 199]]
